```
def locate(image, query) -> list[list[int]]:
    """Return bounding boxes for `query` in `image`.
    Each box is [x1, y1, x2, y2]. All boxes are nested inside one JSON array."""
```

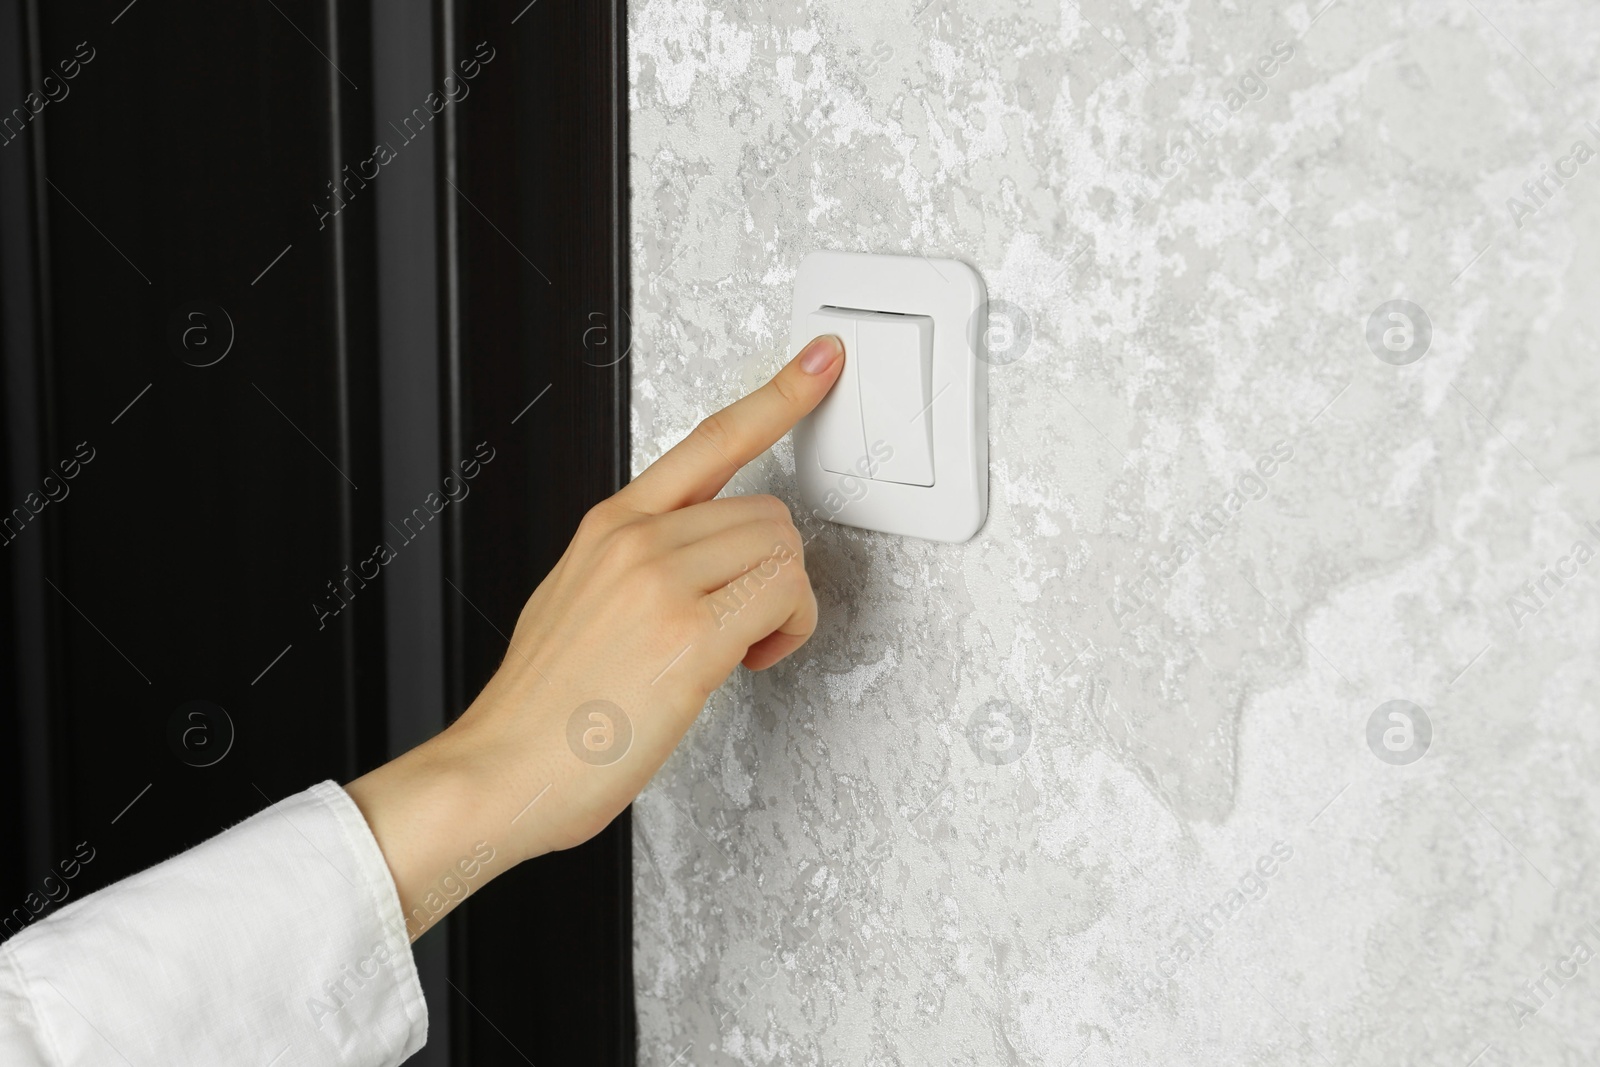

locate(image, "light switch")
[[807, 307, 935, 485], [857, 313, 934, 486]]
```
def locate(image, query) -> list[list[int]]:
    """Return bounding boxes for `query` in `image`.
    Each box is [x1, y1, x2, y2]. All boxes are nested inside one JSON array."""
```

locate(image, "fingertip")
[[798, 334, 844, 375]]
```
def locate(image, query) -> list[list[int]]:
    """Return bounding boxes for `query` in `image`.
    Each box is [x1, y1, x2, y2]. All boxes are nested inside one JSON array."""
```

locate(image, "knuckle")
[[770, 370, 804, 409], [753, 493, 793, 523], [759, 521, 803, 569], [601, 520, 655, 570], [578, 500, 622, 539], [693, 411, 736, 458], [759, 516, 793, 549], [702, 591, 737, 633], [634, 560, 679, 608]]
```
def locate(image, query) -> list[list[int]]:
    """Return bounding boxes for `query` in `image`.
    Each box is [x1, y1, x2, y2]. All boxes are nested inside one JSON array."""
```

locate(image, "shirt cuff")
[[0, 781, 428, 1067]]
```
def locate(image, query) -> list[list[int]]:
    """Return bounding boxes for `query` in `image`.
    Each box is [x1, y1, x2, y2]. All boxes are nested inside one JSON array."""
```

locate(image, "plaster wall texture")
[[628, 0, 1600, 1063]]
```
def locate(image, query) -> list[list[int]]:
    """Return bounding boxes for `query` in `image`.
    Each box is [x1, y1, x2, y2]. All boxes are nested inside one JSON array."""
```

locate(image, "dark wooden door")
[[0, 0, 633, 1062]]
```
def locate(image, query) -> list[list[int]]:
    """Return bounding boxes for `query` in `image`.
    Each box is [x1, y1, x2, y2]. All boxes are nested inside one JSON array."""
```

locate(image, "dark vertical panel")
[[373, 0, 447, 806], [371, 0, 451, 1061], [441, 0, 634, 1062], [4, 0, 384, 901], [0, 0, 53, 908]]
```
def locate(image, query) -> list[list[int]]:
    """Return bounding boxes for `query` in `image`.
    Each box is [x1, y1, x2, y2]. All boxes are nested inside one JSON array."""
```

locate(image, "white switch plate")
[[790, 250, 988, 543]]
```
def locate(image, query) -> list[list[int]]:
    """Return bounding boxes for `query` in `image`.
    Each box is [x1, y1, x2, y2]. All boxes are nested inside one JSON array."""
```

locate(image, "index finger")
[[619, 334, 844, 514]]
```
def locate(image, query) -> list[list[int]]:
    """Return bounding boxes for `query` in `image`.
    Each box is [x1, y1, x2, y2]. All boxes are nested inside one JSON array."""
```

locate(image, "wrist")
[[345, 730, 514, 940], [441, 695, 608, 864]]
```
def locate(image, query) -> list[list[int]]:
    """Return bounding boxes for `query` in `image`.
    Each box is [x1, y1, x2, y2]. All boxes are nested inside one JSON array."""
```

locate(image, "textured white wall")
[[628, 1, 1600, 1063]]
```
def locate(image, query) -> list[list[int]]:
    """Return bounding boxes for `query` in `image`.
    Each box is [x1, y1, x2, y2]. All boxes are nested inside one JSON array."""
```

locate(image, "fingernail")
[[799, 334, 843, 374]]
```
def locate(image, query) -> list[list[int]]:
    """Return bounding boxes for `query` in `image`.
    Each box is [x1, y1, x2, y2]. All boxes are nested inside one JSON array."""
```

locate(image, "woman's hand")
[[346, 335, 844, 938]]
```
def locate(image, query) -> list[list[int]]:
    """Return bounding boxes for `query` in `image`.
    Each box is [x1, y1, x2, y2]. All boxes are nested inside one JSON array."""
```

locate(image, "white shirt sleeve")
[[0, 781, 428, 1066]]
